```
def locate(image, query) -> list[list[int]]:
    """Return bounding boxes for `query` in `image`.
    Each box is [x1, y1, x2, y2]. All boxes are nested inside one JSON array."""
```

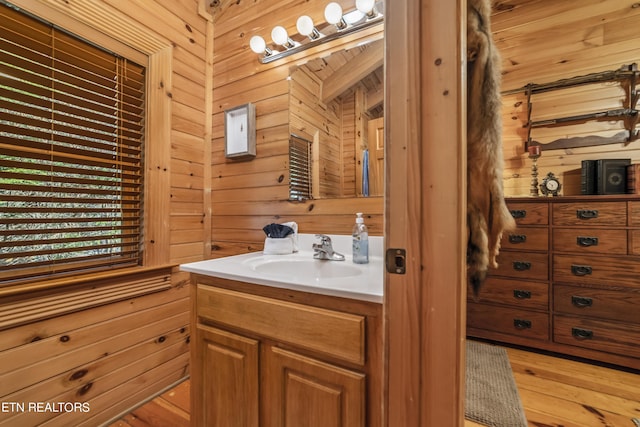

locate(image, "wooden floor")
[[109, 344, 640, 427], [109, 380, 190, 427]]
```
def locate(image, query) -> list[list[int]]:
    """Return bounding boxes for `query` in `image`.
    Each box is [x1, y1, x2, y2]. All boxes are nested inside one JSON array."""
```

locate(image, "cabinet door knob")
[[577, 236, 598, 247], [513, 261, 532, 271], [571, 328, 594, 340], [576, 209, 598, 219], [510, 209, 526, 219], [513, 319, 532, 330], [571, 265, 593, 276], [508, 234, 527, 244], [571, 296, 593, 308]]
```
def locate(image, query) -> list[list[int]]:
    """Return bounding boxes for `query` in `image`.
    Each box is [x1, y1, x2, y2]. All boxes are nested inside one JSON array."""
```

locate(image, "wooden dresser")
[[467, 195, 640, 370]]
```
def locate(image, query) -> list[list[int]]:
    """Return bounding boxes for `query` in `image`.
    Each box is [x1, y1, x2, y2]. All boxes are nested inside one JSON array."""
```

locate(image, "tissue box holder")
[[263, 237, 294, 255]]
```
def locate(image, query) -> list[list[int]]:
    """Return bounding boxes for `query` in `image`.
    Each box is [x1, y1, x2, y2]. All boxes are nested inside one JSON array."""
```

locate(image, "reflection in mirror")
[[289, 134, 313, 201], [288, 38, 383, 200]]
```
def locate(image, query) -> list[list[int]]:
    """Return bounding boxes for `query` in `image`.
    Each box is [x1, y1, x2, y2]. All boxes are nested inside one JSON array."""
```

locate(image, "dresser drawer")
[[507, 202, 548, 225], [502, 226, 548, 251], [630, 201, 640, 226], [494, 251, 548, 281], [467, 303, 549, 341], [553, 254, 640, 288], [553, 202, 626, 226], [552, 228, 627, 255], [553, 315, 640, 359], [471, 277, 548, 310], [631, 229, 640, 255], [196, 284, 365, 365], [553, 285, 640, 324]]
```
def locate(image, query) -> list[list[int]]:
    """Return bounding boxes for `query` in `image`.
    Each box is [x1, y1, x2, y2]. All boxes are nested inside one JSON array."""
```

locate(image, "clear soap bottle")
[[352, 212, 369, 264]]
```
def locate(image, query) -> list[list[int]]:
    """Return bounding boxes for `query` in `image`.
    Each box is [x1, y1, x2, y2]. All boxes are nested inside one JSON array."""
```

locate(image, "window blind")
[[0, 3, 145, 284], [289, 135, 313, 200]]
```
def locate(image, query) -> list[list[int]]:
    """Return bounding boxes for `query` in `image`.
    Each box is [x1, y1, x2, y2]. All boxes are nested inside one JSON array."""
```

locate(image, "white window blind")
[[0, 3, 145, 284], [289, 135, 312, 200]]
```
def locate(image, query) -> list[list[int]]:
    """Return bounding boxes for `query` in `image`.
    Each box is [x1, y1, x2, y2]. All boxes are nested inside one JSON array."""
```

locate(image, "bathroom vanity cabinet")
[[467, 195, 640, 370], [190, 275, 383, 427]]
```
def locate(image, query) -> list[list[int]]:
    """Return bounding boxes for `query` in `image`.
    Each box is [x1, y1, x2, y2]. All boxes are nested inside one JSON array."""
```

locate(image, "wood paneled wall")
[[0, 269, 190, 427], [209, 0, 384, 258], [493, 0, 640, 196], [1, 0, 211, 424]]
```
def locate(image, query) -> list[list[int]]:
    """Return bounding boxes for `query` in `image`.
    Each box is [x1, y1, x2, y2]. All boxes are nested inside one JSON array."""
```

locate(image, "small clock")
[[540, 172, 561, 196]]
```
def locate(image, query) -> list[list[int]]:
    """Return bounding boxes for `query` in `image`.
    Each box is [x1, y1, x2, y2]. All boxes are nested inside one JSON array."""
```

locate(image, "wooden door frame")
[[384, 0, 467, 425]]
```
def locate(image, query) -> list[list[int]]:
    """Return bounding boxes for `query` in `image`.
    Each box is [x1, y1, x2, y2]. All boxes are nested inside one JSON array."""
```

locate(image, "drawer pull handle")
[[513, 261, 532, 271], [571, 265, 593, 276], [577, 236, 598, 247], [576, 209, 599, 219], [508, 234, 527, 244], [513, 289, 532, 299], [571, 296, 593, 308], [514, 319, 532, 330], [510, 209, 526, 219], [571, 328, 593, 340]]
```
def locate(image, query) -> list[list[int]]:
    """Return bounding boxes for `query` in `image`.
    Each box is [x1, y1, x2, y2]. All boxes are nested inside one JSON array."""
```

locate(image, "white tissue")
[[263, 237, 294, 254], [280, 221, 298, 252], [263, 221, 298, 254]]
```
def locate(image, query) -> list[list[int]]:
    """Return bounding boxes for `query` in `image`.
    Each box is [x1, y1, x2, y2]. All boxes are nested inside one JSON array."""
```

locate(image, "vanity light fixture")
[[250, 0, 384, 64]]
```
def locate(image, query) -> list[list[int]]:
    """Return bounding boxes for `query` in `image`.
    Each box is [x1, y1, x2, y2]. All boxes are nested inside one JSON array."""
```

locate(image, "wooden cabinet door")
[[263, 345, 365, 427], [194, 324, 259, 427]]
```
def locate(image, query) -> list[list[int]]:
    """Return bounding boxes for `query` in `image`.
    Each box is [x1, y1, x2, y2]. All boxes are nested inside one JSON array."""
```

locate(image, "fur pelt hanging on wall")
[[466, 0, 515, 296]]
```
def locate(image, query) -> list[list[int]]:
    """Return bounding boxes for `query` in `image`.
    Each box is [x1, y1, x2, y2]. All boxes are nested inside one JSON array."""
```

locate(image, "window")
[[0, 3, 146, 285], [289, 134, 313, 200]]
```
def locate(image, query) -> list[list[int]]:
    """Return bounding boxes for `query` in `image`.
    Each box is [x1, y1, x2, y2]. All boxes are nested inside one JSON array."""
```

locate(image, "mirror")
[[288, 38, 384, 199]]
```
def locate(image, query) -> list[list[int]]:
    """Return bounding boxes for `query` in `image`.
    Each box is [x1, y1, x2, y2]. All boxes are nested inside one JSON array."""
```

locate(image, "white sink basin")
[[180, 234, 383, 303], [248, 258, 362, 279]]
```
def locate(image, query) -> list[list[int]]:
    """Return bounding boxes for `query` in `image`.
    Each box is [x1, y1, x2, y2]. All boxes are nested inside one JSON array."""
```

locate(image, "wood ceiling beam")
[[321, 41, 383, 104], [366, 87, 384, 112]]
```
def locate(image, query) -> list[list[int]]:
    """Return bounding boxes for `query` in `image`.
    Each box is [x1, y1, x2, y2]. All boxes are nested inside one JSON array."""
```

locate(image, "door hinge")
[[386, 248, 406, 274]]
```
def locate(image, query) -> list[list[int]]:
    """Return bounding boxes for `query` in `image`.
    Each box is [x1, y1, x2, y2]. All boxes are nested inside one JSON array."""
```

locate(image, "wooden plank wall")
[[0, 272, 190, 427], [493, 0, 640, 196], [1, 0, 211, 425], [341, 90, 362, 198], [209, 0, 384, 258]]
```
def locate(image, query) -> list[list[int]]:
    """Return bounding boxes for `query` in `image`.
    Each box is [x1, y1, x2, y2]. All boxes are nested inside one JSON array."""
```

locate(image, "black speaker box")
[[596, 159, 631, 195]]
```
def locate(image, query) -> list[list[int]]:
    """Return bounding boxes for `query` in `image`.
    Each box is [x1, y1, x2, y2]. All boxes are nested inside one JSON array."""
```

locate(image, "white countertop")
[[180, 234, 384, 303]]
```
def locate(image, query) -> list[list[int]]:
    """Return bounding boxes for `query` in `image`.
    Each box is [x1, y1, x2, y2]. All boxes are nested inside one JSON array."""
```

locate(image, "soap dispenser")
[[352, 212, 369, 264]]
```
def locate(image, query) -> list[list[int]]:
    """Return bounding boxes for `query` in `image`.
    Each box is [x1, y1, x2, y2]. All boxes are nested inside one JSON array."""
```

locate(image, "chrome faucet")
[[312, 234, 345, 261]]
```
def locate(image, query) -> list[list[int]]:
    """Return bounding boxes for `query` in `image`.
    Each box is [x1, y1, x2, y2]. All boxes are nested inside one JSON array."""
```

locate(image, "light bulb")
[[297, 15, 320, 40], [297, 16, 314, 36], [271, 26, 289, 46], [249, 35, 266, 54], [324, 2, 344, 25], [356, 0, 375, 14]]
